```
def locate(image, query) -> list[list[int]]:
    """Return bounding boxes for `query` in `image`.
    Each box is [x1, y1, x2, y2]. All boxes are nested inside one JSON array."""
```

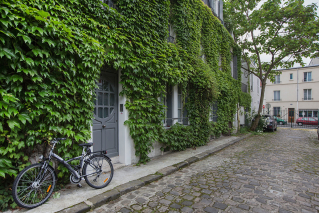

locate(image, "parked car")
[[273, 116, 287, 125], [296, 117, 319, 126], [262, 115, 277, 132]]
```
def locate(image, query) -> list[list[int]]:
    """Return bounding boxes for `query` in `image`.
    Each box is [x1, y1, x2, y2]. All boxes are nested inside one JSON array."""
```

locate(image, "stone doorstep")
[[57, 133, 251, 213]]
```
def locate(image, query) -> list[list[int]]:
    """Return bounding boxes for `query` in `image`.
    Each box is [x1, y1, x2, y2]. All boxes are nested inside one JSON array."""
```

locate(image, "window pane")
[[110, 94, 114, 106], [98, 107, 103, 118], [308, 89, 311, 99], [178, 95, 181, 108], [308, 72, 311, 81], [299, 111, 303, 117], [304, 72, 307, 81], [94, 108, 96, 115], [98, 92, 103, 105], [110, 107, 114, 115], [103, 107, 108, 118], [314, 111, 318, 117], [104, 93, 108, 106], [308, 111, 312, 117], [304, 90, 307, 99], [178, 109, 181, 122], [110, 84, 114, 92], [103, 80, 109, 91]]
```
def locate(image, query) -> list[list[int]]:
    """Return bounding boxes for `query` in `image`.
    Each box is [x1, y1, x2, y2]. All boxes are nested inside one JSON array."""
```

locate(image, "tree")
[[224, 0, 319, 131]]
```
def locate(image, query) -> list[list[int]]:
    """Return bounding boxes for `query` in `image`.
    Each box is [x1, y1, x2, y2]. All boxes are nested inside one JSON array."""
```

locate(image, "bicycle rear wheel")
[[12, 163, 56, 208], [83, 155, 113, 189]]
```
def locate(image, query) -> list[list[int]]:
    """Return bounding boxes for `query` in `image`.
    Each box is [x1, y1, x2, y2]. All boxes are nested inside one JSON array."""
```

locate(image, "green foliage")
[[160, 0, 249, 151], [160, 123, 194, 151], [0, 182, 17, 211], [1, 0, 249, 209]]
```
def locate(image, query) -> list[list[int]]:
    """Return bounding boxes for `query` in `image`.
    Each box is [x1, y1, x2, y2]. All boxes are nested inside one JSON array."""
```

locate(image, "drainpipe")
[[297, 68, 299, 116]]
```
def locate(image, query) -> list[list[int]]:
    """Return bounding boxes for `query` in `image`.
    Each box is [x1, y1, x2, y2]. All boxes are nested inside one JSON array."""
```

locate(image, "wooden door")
[[288, 108, 294, 123], [93, 72, 118, 157]]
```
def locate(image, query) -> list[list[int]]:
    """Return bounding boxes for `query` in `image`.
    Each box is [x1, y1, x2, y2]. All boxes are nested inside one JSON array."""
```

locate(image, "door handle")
[[102, 125, 106, 128]]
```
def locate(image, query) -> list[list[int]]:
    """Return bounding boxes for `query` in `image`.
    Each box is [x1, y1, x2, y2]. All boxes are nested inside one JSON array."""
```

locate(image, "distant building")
[[264, 65, 319, 122]]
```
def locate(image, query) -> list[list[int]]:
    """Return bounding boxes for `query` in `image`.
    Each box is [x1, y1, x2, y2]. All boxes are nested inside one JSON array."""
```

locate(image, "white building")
[[264, 65, 319, 121]]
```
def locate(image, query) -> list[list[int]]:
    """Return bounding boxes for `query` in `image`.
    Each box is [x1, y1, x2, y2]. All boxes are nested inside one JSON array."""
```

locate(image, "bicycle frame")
[[43, 140, 111, 180]]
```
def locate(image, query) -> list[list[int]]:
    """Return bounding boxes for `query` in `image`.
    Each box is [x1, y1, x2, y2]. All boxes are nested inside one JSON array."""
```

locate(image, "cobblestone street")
[[92, 128, 319, 213]]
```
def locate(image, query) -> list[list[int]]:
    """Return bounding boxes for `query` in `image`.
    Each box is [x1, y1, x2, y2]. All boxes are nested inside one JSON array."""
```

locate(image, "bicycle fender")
[[103, 154, 111, 161]]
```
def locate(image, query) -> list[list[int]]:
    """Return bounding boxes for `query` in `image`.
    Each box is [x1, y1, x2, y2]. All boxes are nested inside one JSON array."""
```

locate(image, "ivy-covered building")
[[0, 0, 251, 183]]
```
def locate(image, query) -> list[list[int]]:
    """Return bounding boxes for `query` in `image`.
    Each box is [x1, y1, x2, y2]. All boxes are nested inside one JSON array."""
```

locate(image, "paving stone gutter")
[[57, 133, 251, 213]]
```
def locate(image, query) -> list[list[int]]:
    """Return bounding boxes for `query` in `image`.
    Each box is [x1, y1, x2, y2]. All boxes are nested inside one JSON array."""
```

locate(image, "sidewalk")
[[8, 133, 251, 213]]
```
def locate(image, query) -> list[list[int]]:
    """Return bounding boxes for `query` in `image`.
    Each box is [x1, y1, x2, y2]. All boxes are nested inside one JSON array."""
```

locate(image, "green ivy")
[[0, 0, 250, 209]]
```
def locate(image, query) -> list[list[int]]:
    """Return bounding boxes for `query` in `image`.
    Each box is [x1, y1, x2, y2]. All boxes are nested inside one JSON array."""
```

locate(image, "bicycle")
[[12, 138, 114, 209]]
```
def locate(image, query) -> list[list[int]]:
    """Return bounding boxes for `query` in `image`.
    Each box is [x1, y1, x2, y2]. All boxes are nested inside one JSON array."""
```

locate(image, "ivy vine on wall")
[[0, 0, 250, 210]]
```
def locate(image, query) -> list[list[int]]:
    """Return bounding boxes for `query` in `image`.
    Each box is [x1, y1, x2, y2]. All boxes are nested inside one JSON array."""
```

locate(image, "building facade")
[[90, 0, 239, 165], [264, 65, 319, 121]]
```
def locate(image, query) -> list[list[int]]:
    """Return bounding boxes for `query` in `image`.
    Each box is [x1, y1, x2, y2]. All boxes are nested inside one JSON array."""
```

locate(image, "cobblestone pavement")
[[91, 128, 319, 213]]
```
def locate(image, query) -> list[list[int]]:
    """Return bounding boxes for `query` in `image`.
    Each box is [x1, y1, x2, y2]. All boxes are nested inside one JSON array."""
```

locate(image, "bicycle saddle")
[[79, 143, 93, 147]]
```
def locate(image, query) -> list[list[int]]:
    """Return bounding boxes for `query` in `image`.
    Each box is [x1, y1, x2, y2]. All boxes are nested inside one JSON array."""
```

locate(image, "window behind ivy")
[[210, 101, 218, 122]]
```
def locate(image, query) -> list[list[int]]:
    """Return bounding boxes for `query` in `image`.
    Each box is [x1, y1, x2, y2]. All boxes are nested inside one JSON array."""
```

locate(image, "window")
[[218, 55, 222, 70], [290, 73, 293, 80], [232, 55, 238, 79], [274, 91, 280, 101], [168, 25, 175, 43], [210, 101, 218, 122], [251, 74, 253, 91], [103, 0, 115, 8], [160, 93, 167, 126], [177, 85, 188, 125], [304, 72, 312, 82], [178, 86, 182, 122], [303, 89, 312, 100], [162, 86, 173, 127], [273, 107, 280, 117], [299, 110, 318, 118], [274, 75, 280, 84]]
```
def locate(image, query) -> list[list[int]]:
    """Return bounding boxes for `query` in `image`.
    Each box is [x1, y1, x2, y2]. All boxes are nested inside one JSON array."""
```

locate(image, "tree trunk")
[[250, 79, 266, 131]]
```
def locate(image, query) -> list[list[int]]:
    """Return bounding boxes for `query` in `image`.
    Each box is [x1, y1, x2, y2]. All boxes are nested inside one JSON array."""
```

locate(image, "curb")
[[57, 133, 251, 213]]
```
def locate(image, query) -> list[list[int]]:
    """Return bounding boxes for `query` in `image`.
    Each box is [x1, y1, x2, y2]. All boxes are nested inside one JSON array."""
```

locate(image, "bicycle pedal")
[[77, 183, 82, 188]]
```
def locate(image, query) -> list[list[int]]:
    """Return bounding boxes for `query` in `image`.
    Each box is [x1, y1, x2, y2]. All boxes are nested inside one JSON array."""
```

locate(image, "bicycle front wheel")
[[12, 163, 56, 209], [83, 155, 113, 189]]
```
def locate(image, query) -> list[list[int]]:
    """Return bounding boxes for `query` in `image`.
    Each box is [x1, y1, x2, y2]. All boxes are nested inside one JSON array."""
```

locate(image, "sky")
[[260, 0, 319, 68]]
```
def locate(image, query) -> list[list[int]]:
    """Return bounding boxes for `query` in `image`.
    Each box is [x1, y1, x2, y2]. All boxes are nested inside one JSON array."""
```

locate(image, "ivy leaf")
[[74, 134, 85, 142], [0, 158, 13, 167], [39, 91, 47, 97], [18, 113, 32, 125], [37, 10, 50, 18], [25, 58, 34, 66], [2, 48, 17, 59], [0, 18, 9, 28], [8, 107, 19, 116], [11, 75, 23, 83], [22, 35, 31, 44], [7, 119, 21, 130], [0, 122, 2, 132]]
